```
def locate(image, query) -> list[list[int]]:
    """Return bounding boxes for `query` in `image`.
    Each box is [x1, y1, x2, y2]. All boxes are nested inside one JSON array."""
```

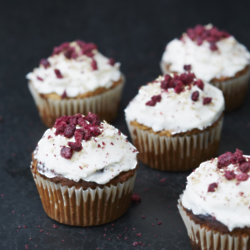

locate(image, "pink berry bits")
[[54, 113, 102, 159], [184, 24, 230, 51], [208, 182, 218, 192], [217, 149, 250, 182], [146, 95, 162, 106]]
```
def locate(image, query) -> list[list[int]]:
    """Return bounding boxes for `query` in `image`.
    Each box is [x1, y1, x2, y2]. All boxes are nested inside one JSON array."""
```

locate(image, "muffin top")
[[161, 24, 250, 82], [26, 41, 122, 97], [33, 113, 137, 184], [125, 71, 224, 134], [181, 149, 250, 231]]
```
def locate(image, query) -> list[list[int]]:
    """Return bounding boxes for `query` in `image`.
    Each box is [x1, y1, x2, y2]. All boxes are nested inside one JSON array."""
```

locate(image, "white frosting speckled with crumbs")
[[33, 122, 137, 184], [26, 42, 122, 97], [161, 31, 250, 82], [181, 157, 250, 231], [125, 76, 224, 134]]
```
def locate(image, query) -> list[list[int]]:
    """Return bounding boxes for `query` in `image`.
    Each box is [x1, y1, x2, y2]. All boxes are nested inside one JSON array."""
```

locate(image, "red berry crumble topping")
[[40, 58, 50, 68], [217, 149, 249, 182], [146, 73, 213, 106], [52, 40, 97, 59], [183, 24, 230, 51], [55, 113, 101, 159]]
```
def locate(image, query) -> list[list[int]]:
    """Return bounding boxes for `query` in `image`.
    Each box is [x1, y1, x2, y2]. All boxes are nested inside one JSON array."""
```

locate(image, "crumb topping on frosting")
[[181, 149, 250, 231], [26, 41, 122, 97], [161, 24, 250, 82], [183, 24, 230, 51], [33, 114, 137, 184], [125, 72, 224, 134]]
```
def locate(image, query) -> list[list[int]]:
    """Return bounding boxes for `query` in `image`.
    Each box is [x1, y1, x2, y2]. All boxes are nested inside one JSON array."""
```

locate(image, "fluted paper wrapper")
[[178, 201, 250, 250], [32, 171, 136, 227], [212, 70, 250, 111], [161, 62, 250, 111], [127, 118, 223, 171], [28, 80, 124, 127]]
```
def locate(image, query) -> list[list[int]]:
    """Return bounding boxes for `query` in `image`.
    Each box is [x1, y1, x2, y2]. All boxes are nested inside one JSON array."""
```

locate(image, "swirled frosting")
[[181, 150, 250, 231], [161, 24, 250, 82], [33, 114, 137, 184], [26, 41, 122, 97], [125, 73, 224, 134]]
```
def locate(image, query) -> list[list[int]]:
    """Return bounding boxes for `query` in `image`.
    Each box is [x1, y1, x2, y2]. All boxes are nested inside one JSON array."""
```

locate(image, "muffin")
[[125, 72, 224, 171], [178, 149, 250, 250], [31, 113, 138, 226], [160, 24, 250, 111], [27, 40, 124, 127]]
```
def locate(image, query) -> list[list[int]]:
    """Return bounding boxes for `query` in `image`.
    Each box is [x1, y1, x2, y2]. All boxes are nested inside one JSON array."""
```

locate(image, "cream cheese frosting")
[[33, 117, 137, 185], [125, 74, 224, 134], [161, 25, 250, 82], [181, 154, 250, 231], [26, 41, 122, 97]]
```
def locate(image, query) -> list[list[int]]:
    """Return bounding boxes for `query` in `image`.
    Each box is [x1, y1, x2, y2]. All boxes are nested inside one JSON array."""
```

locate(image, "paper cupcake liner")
[[127, 117, 223, 171], [28, 80, 124, 127], [32, 171, 136, 227], [212, 69, 250, 111], [161, 61, 250, 112], [178, 201, 250, 250]]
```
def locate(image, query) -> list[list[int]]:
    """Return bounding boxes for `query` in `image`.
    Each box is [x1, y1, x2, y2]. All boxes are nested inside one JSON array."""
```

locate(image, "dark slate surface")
[[0, 0, 250, 249]]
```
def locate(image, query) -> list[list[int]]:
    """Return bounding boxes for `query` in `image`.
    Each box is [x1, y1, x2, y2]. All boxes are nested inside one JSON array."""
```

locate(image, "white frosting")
[[125, 76, 224, 134], [162, 34, 250, 82], [33, 122, 137, 184], [26, 42, 122, 97], [181, 157, 250, 231]]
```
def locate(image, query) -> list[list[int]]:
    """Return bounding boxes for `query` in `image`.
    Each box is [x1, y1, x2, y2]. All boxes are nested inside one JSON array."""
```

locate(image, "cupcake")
[[125, 72, 224, 171], [160, 24, 250, 111], [27, 41, 124, 127], [31, 113, 138, 226], [178, 149, 250, 250]]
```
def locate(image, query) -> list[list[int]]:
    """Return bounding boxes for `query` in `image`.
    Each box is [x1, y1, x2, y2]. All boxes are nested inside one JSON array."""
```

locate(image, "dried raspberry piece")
[[85, 112, 100, 126], [52, 42, 70, 55], [236, 173, 249, 181], [61, 91, 67, 99], [146, 95, 161, 106], [203, 97, 212, 105], [68, 141, 82, 151], [109, 58, 115, 66], [210, 42, 218, 51], [179, 73, 195, 85], [77, 41, 97, 57], [232, 148, 246, 164], [54, 69, 63, 79], [224, 170, 235, 180], [208, 182, 218, 192], [218, 152, 233, 168], [239, 162, 250, 173], [60, 146, 73, 159], [174, 81, 184, 93], [194, 79, 204, 90], [191, 91, 199, 101], [74, 129, 84, 142], [37, 76, 44, 81], [131, 193, 141, 203], [161, 75, 172, 90], [64, 47, 77, 59], [91, 59, 98, 70], [64, 124, 75, 138], [40, 58, 50, 68], [183, 64, 191, 71]]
